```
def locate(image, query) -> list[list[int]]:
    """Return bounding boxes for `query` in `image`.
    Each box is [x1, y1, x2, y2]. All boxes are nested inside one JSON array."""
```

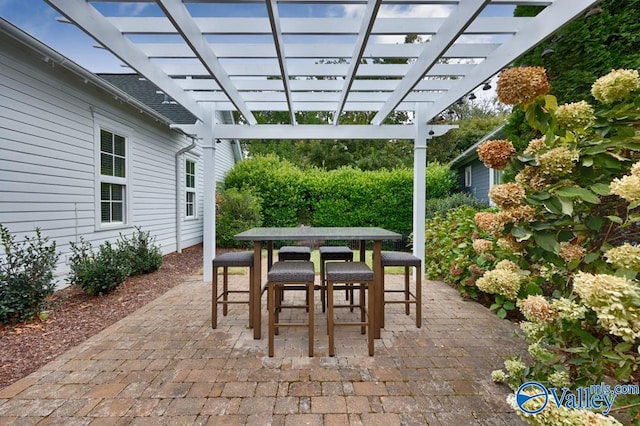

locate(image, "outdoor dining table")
[[234, 227, 402, 340]]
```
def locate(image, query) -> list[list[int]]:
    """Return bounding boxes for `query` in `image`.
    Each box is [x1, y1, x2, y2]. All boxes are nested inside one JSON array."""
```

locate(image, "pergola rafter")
[[44, 0, 598, 280]]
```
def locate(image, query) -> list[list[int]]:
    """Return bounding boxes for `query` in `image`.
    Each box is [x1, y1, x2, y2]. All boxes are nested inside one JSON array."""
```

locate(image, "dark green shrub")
[[0, 225, 59, 324], [426, 192, 488, 219], [425, 162, 457, 199], [216, 188, 263, 248], [118, 227, 163, 275], [68, 238, 131, 296], [223, 155, 307, 227]]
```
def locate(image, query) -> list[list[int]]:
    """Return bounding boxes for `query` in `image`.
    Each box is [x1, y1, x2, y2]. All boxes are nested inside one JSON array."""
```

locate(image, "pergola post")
[[413, 104, 429, 278], [202, 104, 217, 282]]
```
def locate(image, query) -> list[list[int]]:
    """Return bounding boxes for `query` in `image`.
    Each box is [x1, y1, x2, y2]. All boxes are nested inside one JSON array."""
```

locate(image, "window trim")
[[185, 158, 197, 220], [464, 165, 473, 188], [94, 114, 133, 230]]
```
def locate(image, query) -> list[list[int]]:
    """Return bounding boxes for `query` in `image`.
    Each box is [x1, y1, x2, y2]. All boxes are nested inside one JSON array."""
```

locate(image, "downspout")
[[175, 137, 198, 253]]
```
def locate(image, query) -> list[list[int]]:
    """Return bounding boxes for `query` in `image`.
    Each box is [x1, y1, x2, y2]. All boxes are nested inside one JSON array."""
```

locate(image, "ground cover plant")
[[430, 67, 640, 424]]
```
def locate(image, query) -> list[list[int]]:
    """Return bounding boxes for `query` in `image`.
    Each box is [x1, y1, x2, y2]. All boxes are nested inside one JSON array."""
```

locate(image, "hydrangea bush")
[[472, 67, 640, 423]]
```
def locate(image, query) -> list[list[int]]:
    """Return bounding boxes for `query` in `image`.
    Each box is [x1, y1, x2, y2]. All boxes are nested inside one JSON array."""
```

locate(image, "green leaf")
[[557, 196, 574, 216], [590, 183, 610, 196], [503, 301, 515, 310], [512, 226, 532, 242], [583, 253, 600, 264], [615, 342, 633, 353], [497, 308, 507, 319], [586, 216, 604, 231], [555, 187, 601, 204], [542, 197, 563, 215], [534, 231, 558, 253], [582, 157, 594, 167], [606, 215, 624, 225]]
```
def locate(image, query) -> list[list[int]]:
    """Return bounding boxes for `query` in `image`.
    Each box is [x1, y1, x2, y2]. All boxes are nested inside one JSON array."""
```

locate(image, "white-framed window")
[[464, 165, 473, 188], [100, 129, 127, 224], [185, 158, 196, 219], [94, 114, 132, 229]]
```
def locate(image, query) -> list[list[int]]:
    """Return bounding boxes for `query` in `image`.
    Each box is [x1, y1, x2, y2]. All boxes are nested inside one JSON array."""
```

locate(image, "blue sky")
[[1, 0, 514, 75]]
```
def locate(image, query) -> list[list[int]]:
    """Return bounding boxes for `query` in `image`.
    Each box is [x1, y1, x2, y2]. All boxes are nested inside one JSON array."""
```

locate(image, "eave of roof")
[[0, 18, 177, 128]]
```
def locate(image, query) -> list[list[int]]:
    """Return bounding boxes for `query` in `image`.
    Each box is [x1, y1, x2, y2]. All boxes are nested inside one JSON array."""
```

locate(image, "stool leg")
[[212, 266, 218, 328], [360, 283, 366, 335], [268, 282, 275, 357], [223, 267, 229, 316], [380, 268, 385, 329], [248, 265, 254, 329], [328, 280, 335, 357], [308, 281, 314, 357], [367, 280, 374, 356], [405, 266, 410, 316], [320, 258, 326, 313], [416, 267, 422, 328]]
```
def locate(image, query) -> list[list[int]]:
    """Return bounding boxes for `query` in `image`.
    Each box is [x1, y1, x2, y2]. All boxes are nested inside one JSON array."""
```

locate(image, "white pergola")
[[45, 0, 596, 280]]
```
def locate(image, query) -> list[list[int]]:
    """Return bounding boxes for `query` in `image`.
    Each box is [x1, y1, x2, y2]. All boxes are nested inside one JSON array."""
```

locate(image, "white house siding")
[[0, 33, 241, 288]]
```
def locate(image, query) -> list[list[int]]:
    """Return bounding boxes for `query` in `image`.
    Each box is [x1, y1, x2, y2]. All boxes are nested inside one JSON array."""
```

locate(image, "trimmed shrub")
[[68, 238, 131, 296], [118, 227, 163, 275], [223, 155, 307, 227], [216, 188, 263, 248], [426, 162, 457, 199], [426, 192, 488, 219], [0, 225, 59, 324]]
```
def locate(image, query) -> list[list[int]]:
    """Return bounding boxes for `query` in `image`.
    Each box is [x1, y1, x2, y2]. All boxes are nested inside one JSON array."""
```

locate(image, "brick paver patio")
[[0, 261, 527, 425]]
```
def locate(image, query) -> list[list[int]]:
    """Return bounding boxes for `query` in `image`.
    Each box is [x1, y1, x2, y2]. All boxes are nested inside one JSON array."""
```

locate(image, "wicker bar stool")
[[278, 246, 311, 261], [326, 262, 374, 356], [212, 251, 254, 329], [267, 261, 315, 357], [318, 246, 354, 312], [380, 252, 422, 328]]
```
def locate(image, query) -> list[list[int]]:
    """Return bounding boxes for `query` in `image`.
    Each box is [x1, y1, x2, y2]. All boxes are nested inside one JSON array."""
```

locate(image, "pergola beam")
[[265, 0, 297, 125], [109, 16, 527, 35], [211, 124, 456, 140], [333, 0, 382, 125], [421, 0, 598, 121], [155, 0, 257, 125], [46, 0, 206, 122], [371, 0, 490, 125]]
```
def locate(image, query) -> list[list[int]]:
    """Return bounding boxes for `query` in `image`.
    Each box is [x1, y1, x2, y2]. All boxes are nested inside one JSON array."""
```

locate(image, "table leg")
[[373, 239, 382, 339], [359, 240, 365, 263], [253, 241, 262, 340]]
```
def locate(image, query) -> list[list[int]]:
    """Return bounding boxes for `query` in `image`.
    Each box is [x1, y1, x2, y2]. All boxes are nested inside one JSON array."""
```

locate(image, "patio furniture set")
[[212, 227, 422, 358]]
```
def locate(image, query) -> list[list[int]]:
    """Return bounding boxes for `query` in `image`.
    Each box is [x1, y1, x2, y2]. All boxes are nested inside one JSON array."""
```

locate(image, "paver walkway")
[[0, 264, 528, 425]]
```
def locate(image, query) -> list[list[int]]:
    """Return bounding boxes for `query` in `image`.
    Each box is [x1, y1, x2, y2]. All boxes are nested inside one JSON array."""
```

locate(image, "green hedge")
[[222, 155, 445, 242]]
